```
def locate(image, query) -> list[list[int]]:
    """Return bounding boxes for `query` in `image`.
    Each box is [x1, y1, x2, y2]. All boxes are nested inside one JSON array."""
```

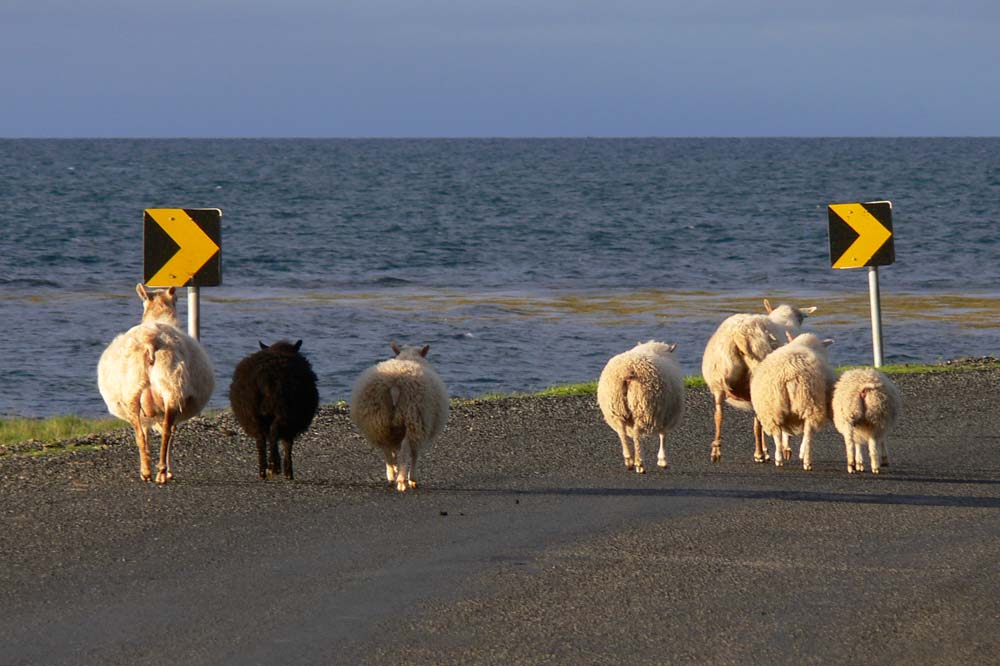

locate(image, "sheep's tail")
[[848, 384, 880, 425], [609, 375, 637, 428], [148, 347, 189, 414]]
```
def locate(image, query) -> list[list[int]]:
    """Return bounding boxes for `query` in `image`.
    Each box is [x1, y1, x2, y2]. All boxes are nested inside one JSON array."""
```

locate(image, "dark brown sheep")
[[229, 340, 319, 480]]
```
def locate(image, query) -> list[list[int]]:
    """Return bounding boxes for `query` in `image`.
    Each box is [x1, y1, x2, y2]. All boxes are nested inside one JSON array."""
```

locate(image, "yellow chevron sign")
[[143, 208, 222, 287], [828, 201, 894, 269]]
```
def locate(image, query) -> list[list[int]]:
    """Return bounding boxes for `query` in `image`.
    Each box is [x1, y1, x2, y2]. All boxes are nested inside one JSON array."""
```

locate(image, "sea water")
[[1, 138, 998, 417]]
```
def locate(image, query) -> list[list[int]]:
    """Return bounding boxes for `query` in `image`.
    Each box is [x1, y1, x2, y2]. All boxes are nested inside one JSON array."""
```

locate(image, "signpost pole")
[[188, 286, 200, 340], [868, 266, 883, 368]]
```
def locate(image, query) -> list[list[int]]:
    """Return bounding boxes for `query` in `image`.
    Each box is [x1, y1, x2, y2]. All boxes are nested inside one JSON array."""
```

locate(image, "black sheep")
[[229, 340, 319, 480]]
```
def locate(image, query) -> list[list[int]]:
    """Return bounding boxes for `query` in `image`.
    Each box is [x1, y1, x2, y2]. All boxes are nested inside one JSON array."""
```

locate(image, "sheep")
[[832, 368, 900, 474], [350, 343, 449, 492], [702, 299, 817, 464], [597, 340, 685, 473], [229, 340, 319, 481], [750, 331, 835, 471], [97, 284, 215, 484]]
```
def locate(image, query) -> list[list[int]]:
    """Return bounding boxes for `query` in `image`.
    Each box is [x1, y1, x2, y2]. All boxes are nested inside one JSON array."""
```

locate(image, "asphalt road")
[[1, 367, 998, 665]]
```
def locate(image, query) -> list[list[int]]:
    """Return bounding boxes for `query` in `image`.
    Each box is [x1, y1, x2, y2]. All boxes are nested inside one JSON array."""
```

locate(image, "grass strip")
[[3, 360, 996, 450]]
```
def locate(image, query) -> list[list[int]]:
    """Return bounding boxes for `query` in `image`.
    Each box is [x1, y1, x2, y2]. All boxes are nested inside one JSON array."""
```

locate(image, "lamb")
[[229, 340, 319, 480], [832, 368, 900, 474], [597, 340, 685, 473], [750, 331, 835, 470], [97, 284, 215, 484], [349, 343, 449, 492], [702, 299, 817, 463]]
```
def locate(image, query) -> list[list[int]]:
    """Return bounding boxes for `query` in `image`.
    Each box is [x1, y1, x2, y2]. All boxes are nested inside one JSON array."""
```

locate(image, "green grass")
[[0, 415, 122, 448]]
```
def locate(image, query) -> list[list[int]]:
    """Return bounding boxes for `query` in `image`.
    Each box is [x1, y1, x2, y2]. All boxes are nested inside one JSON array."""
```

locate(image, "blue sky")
[[2, 0, 997, 137]]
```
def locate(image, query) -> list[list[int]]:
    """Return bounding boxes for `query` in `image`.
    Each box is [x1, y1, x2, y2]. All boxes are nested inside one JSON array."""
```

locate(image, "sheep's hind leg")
[[844, 429, 857, 473], [133, 418, 153, 481], [753, 417, 770, 463], [631, 430, 645, 474], [155, 409, 176, 485], [407, 445, 419, 489], [395, 439, 413, 492], [657, 433, 668, 469], [800, 425, 814, 471], [868, 436, 881, 475], [382, 448, 398, 487], [774, 432, 791, 467], [879, 437, 891, 468], [710, 392, 724, 463], [256, 434, 268, 480], [266, 425, 281, 479], [616, 429, 634, 470], [282, 438, 294, 480]]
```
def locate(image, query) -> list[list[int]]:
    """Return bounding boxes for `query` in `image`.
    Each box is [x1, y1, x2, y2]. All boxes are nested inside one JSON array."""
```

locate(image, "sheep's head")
[[259, 339, 303, 354], [788, 332, 834, 357], [136, 283, 180, 326], [635, 340, 677, 358], [391, 342, 430, 361], [764, 299, 817, 329]]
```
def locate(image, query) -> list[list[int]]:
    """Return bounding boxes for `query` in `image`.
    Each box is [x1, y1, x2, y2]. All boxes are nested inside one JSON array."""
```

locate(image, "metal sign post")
[[188, 286, 201, 340], [828, 200, 894, 368], [868, 266, 884, 367]]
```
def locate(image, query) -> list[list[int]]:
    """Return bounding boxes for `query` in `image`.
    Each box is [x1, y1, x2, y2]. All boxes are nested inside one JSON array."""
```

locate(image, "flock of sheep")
[[599, 299, 900, 477], [96, 285, 899, 491]]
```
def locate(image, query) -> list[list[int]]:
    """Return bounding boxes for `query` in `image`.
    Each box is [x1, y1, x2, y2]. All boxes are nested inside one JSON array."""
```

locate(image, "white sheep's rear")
[[597, 340, 685, 473], [97, 284, 214, 484], [832, 368, 900, 474], [350, 343, 449, 492], [749, 332, 835, 471]]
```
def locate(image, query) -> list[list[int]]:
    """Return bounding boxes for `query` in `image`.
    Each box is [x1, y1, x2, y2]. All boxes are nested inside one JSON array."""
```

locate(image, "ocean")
[[1, 138, 998, 418]]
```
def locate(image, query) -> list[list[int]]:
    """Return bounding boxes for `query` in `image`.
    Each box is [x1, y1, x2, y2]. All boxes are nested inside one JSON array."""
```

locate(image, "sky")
[[2, 0, 998, 138]]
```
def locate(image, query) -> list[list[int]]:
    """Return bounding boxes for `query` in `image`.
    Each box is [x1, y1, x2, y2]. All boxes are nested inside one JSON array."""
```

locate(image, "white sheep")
[[702, 299, 817, 463], [750, 332, 835, 471], [350, 343, 449, 492], [832, 368, 900, 474], [597, 340, 685, 473], [97, 284, 215, 484]]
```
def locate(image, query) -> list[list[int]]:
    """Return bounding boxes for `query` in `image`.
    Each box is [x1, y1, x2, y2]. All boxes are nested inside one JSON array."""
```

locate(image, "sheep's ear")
[[763, 298, 773, 313], [259, 341, 268, 350], [786, 330, 794, 343], [166, 286, 176, 297], [391, 342, 401, 356], [668, 343, 677, 353], [420, 345, 430, 358], [136, 283, 149, 301], [803, 306, 818, 316], [294, 340, 303, 351], [823, 338, 834, 347]]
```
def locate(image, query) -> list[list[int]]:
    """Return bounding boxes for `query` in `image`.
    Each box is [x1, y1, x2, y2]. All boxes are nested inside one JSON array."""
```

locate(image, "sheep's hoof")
[[802, 463, 812, 471], [140, 471, 152, 482], [775, 459, 784, 467], [408, 479, 418, 489], [847, 466, 856, 474], [634, 464, 646, 474], [710, 443, 722, 463], [657, 460, 668, 469], [753, 453, 767, 463], [623, 458, 634, 470], [395, 479, 409, 492], [155, 472, 170, 485], [871, 468, 881, 475]]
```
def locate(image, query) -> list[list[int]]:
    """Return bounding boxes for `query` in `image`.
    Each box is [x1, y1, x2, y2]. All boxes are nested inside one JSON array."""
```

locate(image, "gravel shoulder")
[[1, 366, 999, 665]]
